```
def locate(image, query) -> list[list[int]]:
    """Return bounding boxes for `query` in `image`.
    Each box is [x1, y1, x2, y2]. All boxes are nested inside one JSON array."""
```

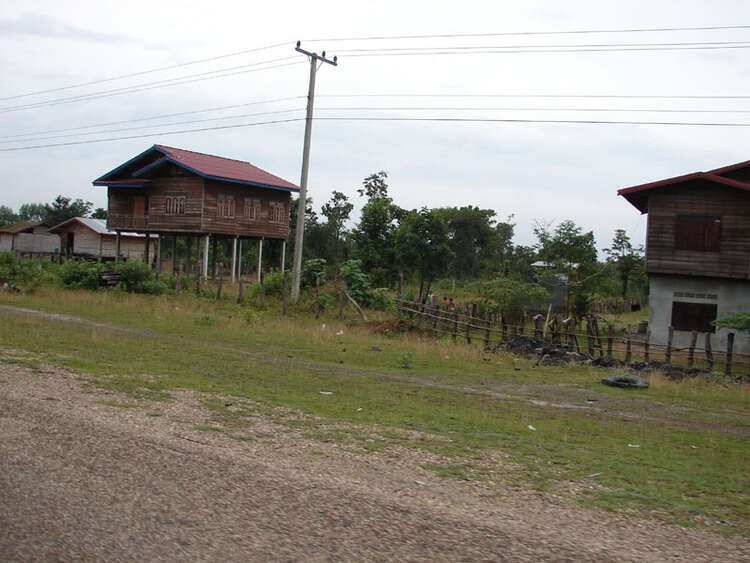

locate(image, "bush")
[[339, 259, 370, 303], [303, 258, 327, 287], [113, 261, 167, 295], [59, 260, 105, 290], [0, 252, 42, 292], [261, 271, 284, 296]]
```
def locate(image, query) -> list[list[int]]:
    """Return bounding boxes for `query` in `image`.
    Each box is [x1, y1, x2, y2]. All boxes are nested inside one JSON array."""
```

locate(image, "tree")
[[0, 206, 17, 227], [394, 208, 453, 300], [437, 206, 498, 279], [91, 207, 108, 219], [43, 195, 92, 227], [319, 190, 353, 264], [17, 203, 46, 222], [714, 312, 750, 331], [482, 277, 550, 320], [351, 172, 405, 285], [603, 229, 644, 299]]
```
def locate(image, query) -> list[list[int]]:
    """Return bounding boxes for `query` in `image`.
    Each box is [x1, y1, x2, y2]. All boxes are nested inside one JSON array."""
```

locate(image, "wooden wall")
[[646, 180, 750, 279], [53, 222, 154, 260], [202, 180, 290, 239], [107, 169, 292, 240]]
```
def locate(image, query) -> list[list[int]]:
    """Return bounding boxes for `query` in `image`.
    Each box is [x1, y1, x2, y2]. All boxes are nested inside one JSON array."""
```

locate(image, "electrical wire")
[[318, 93, 750, 99], [0, 57, 302, 114], [0, 108, 306, 144], [6, 114, 750, 152], [0, 118, 306, 152], [0, 96, 305, 140], [305, 24, 750, 42], [0, 41, 291, 102]]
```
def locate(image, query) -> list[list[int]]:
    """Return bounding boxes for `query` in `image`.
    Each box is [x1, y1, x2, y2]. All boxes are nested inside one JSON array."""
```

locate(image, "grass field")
[[0, 286, 748, 534]]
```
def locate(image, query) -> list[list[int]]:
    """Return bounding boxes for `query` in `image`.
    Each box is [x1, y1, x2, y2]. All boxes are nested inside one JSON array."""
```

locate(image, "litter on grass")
[[528, 425, 537, 431], [319, 391, 333, 396]]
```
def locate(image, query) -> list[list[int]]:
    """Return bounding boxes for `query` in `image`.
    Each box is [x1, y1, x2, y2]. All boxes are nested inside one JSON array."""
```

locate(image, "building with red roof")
[[93, 144, 299, 278], [618, 159, 750, 355]]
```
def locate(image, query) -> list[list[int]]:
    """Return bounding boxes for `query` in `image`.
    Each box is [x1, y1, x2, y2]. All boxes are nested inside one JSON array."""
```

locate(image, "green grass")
[[0, 287, 748, 533]]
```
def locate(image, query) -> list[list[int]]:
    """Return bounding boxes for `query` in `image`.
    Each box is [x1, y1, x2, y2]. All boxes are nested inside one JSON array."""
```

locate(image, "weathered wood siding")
[[13, 233, 60, 253], [0, 233, 12, 251], [53, 222, 154, 260], [646, 180, 750, 279]]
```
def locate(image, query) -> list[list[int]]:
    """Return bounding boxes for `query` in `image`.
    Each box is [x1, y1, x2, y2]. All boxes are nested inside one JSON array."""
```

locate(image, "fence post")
[[237, 275, 243, 304], [704, 332, 713, 372], [725, 332, 735, 378], [586, 317, 594, 356], [282, 270, 288, 315], [519, 314, 525, 336], [397, 272, 403, 318], [452, 309, 458, 342], [665, 326, 674, 364], [216, 264, 223, 299], [644, 330, 650, 363], [625, 327, 632, 364], [533, 314, 544, 339], [607, 324, 614, 357], [483, 312, 490, 349], [501, 315, 508, 341], [314, 275, 320, 319], [569, 316, 579, 353], [687, 330, 697, 368], [465, 307, 472, 344], [338, 282, 345, 320], [258, 270, 264, 311], [176, 263, 182, 292]]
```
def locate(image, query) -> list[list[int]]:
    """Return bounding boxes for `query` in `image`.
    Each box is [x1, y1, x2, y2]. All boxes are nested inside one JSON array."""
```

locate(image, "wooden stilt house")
[[92, 144, 300, 278]]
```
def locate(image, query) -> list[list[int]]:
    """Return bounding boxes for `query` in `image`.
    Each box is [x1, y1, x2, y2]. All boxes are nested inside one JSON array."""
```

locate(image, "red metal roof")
[[93, 144, 299, 192], [154, 145, 299, 191], [618, 167, 750, 213]]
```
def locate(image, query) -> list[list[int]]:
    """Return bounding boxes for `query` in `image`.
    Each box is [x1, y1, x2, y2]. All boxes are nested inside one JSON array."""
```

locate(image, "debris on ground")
[[602, 374, 649, 389]]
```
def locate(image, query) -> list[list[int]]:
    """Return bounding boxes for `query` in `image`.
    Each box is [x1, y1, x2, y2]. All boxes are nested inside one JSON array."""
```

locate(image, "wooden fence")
[[396, 299, 750, 379]]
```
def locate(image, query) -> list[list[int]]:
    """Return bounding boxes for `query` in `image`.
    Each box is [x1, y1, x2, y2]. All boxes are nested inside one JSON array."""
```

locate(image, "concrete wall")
[[649, 274, 750, 354]]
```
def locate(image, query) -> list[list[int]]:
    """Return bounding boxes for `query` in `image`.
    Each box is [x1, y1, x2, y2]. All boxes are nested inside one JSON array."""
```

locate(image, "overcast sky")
[[3, 0, 750, 251]]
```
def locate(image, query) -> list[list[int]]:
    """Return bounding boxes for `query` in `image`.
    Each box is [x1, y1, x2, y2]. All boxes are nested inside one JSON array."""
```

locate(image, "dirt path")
[[1, 361, 748, 562], [1, 304, 747, 437]]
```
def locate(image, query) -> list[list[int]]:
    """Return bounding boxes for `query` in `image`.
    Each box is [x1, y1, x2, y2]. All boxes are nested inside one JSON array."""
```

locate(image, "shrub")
[[113, 261, 167, 295], [0, 252, 42, 292], [339, 259, 370, 303], [261, 271, 284, 296], [303, 258, 327, 287], [59, 260, 105, 290]]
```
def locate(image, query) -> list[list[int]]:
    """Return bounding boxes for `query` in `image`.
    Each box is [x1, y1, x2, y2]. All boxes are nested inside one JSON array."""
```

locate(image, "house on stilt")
[[92, 144, 299, 279]]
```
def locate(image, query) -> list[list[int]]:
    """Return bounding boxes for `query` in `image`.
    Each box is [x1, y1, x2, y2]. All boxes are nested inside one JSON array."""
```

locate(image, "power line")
[[318, 93, 750, 99], [0, 41, 291, 102], [5, 114, 750, 152], [335, 39, 750, 53], [0, 108, 306, 144], [0, 96, 305, 140], [0, 57, 302, 114], [0, 118, 306, 152], [306, 24, 750, 42], [342, 44, 750, 57], [315, 116, 750, 126]]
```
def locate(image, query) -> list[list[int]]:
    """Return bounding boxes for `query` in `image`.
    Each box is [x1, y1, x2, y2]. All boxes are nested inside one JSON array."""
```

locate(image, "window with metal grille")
[[217, 194, 235, 218], [671, 301, 717, 332], [675, 215, 721, 251], [165, 194, 186, 215], [269, 201, 285, 223], [244, 198, 261, 220]]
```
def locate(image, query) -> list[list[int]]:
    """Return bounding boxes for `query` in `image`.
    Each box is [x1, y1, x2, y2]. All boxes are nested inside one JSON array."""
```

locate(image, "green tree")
[[91, 207, 108, 219], [437, 206, 498, 279], [714, 312, 750, 331], [394, 208, 453, 301], [0, 206, 17, 226], [43, 195, 92, 227], [17, 203, 46, 221], [603, 229, 644, 299], [482, 277, 550, 319], [351, 172, 405, 285], [320, 190, 353, 265]]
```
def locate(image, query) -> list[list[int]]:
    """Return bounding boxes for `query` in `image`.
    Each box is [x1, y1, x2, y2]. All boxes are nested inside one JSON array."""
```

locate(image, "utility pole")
[[290, 41, 337, 303]]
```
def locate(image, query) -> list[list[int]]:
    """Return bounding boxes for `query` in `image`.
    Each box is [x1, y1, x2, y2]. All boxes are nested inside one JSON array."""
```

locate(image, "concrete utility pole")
[[290, 41, 337, 303]]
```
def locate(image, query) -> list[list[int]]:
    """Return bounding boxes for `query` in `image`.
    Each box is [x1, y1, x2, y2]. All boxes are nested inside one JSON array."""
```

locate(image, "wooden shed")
[[92, 144, 300, 278], [0, 220, 60, 255], [48, 217, 155, 262]]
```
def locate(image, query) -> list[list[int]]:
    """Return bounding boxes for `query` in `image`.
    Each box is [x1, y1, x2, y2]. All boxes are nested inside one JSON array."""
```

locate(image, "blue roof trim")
[[93, 145, 163, 182], [132, 156, 170, 178], [92, 182, 150, 188]]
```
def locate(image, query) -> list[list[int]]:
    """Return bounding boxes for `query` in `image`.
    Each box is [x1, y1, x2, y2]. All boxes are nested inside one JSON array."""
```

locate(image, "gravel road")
[[1, 360, 747, 562]]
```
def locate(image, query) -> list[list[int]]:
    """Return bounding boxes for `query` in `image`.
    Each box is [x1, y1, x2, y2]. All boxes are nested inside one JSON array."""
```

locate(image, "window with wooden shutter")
[[165, 193, 186, 215], [244, 198, 261, 221], [269, 201, 285, 223], [671, 301, 717, 332], [217, 194, 235, 218], [675, 215, 721, 251]]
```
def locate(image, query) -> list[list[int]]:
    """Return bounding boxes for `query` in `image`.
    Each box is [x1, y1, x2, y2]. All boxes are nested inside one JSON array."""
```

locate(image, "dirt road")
[[1, 361, 747, 562]]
